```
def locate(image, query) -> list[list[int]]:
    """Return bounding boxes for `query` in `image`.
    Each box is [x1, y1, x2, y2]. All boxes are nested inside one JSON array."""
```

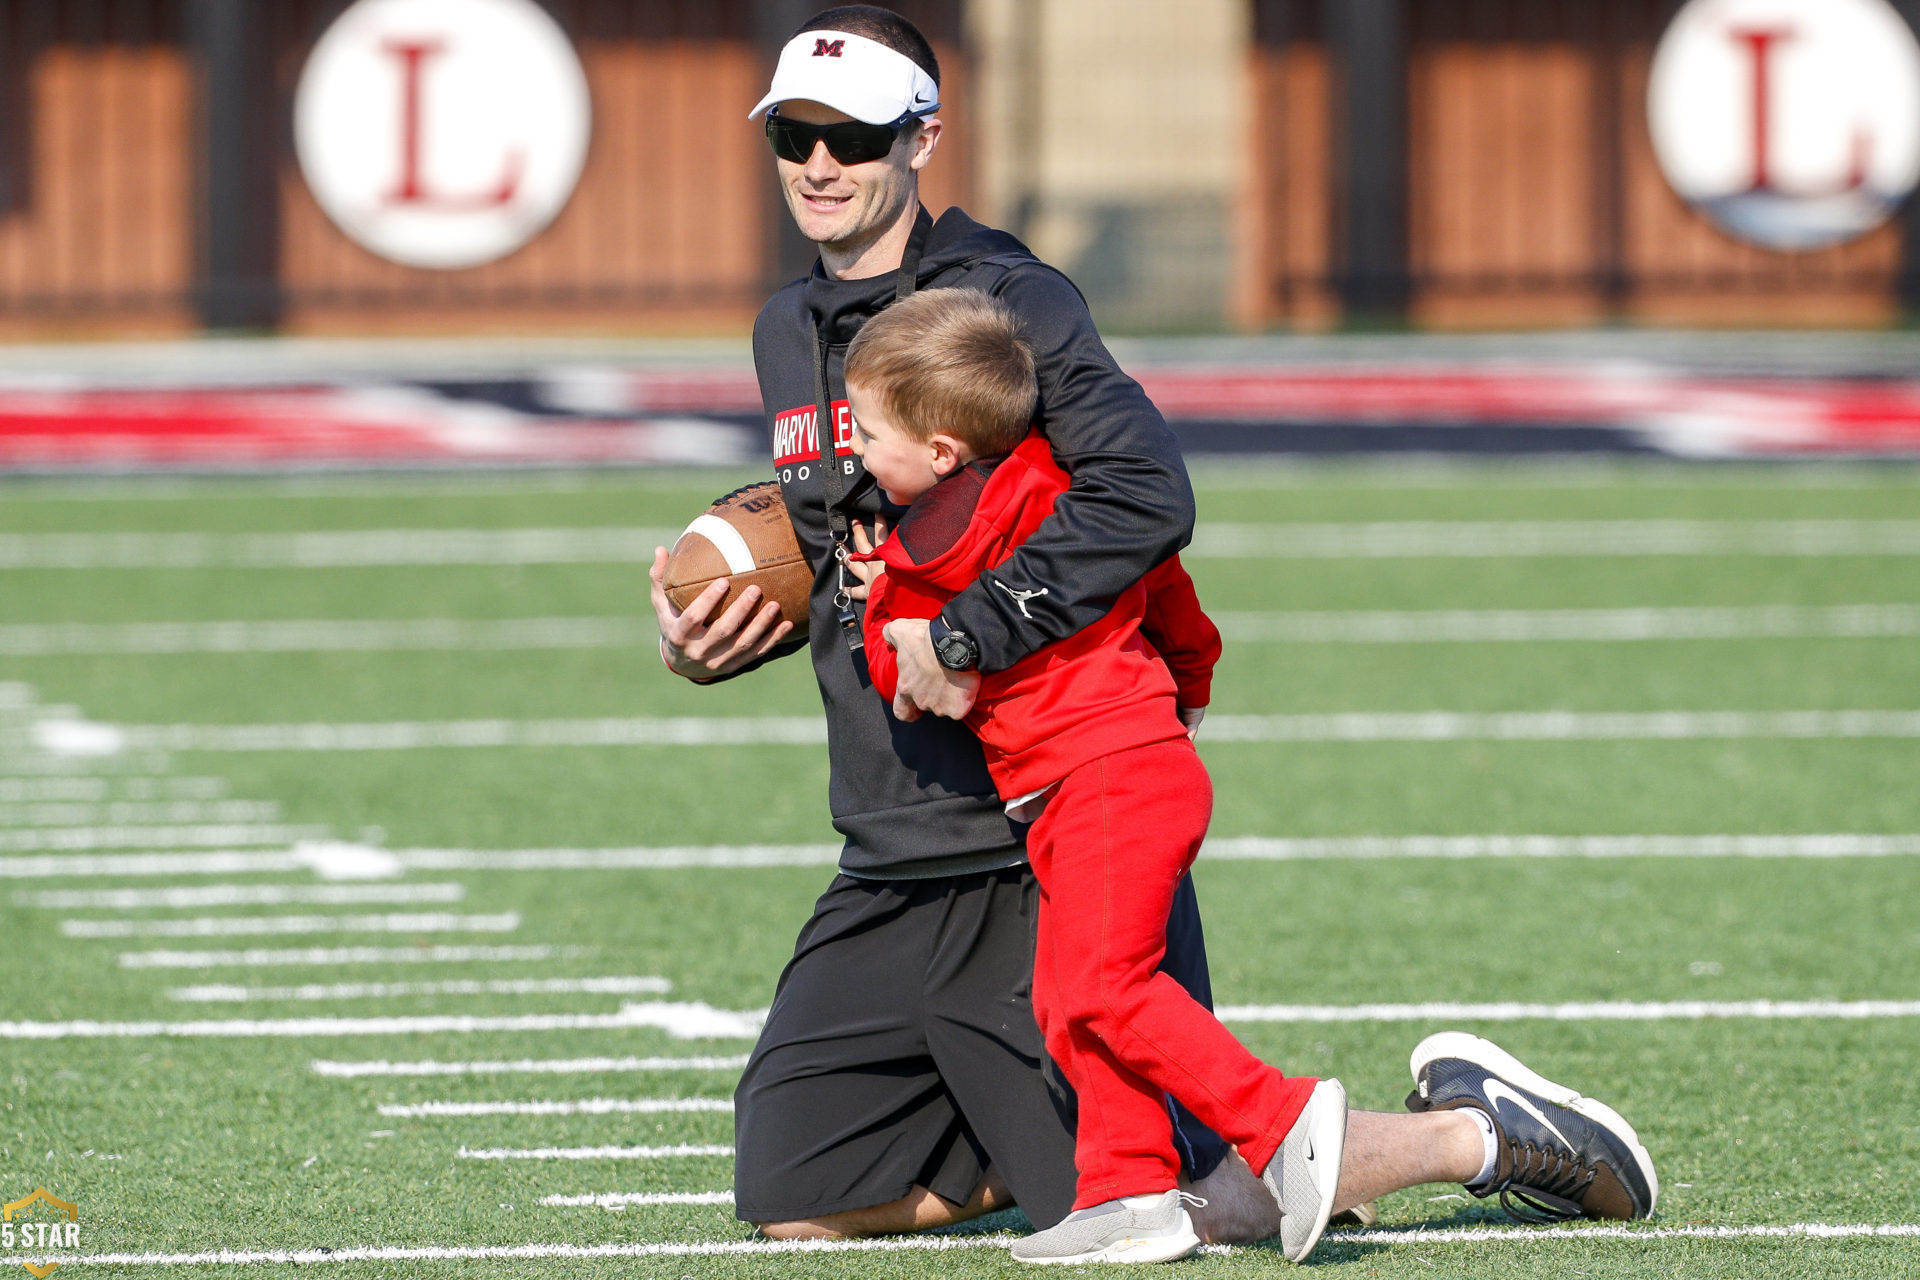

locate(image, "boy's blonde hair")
[[843, 288, 1038, 456]]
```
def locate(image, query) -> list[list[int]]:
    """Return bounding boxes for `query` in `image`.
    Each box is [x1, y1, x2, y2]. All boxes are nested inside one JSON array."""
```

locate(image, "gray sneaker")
[[1259, 1077, 1348, 1262], [1010, 1189, 1204, 1265]]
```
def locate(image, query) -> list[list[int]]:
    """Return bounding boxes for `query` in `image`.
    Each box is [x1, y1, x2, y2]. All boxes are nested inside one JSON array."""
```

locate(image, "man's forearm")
[[939, 454, 1195, 672]]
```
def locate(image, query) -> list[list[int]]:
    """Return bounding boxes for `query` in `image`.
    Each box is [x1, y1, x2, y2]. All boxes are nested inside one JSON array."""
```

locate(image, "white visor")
[[748, 29, 940, 125]]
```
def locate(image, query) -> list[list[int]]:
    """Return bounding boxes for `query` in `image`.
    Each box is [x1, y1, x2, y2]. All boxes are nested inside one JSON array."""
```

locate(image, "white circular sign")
[[1648, 0, 1920, 250], [294, 0, 592, 270]]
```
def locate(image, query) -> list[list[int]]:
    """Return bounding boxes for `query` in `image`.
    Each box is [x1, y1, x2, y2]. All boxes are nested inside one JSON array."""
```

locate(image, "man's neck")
[[820, 196, 924, 281]]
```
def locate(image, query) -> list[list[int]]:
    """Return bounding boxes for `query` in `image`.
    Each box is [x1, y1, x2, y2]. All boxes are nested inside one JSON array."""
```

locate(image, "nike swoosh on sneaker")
[[1483, 1078, 1578, 1153]]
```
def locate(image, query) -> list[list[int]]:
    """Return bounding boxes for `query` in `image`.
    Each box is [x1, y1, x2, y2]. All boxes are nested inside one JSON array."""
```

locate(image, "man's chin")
[[787, 204, 861, 246]]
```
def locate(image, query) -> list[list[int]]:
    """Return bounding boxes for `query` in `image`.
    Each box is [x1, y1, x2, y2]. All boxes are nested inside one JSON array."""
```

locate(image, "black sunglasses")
[[765, 109, 928, 166]]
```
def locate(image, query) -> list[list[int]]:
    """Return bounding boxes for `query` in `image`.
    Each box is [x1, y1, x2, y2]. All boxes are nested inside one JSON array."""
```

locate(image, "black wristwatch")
[[928, 616, 980, 671]]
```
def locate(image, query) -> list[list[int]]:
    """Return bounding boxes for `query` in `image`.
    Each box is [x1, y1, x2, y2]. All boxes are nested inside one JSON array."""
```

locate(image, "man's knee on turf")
[[754, 1217, 855, 1241], [752, 1169, 1013, 1240]]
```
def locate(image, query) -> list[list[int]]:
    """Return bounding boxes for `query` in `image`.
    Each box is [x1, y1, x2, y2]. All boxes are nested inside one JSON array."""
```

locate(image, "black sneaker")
[[1406, 1031, 1658, 1224]]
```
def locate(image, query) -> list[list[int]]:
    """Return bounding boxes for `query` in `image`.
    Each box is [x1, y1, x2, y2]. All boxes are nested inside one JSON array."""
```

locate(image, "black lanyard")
[[816, 206, 933, 651]]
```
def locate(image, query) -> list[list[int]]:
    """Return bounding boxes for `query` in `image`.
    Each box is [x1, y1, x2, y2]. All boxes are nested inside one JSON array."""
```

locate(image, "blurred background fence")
[[1245, 0, 1920, 331], [0, 0, 1915, 336]]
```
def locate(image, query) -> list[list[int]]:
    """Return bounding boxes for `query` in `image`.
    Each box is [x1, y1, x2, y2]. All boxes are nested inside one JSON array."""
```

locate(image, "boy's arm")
[[1140, 555, 1221, 710], [861, 576, 901, 705]]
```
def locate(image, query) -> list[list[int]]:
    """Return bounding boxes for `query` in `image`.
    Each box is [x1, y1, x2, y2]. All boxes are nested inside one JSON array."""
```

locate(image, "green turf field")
[[3, 462, 1919, 1278]]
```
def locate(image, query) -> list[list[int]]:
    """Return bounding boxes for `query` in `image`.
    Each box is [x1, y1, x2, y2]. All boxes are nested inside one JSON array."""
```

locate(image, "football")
[[663, 481, 812, 640]]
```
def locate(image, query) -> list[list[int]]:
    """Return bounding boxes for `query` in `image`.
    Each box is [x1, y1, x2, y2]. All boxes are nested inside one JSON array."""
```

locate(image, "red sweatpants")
[[1028, 738, 1318, 1208]]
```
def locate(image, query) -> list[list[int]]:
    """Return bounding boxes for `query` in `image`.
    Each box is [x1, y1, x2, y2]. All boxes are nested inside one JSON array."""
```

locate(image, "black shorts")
[[732, 864, 1228, 1229]]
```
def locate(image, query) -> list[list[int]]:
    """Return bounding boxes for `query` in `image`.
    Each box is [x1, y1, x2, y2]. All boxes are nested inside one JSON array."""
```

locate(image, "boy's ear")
[[928, 434, 965, 477]]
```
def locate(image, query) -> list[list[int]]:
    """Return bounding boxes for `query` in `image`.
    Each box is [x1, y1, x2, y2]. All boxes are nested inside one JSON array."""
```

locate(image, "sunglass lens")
[[766, 119, 813, 164], [829, 124, 896, 164], [766, 117, 901, 165]]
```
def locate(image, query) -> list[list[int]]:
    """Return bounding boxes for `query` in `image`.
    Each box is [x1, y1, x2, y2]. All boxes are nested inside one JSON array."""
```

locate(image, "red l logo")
[[1730, 25, 1870, 195], [381, 39, 524, 209]]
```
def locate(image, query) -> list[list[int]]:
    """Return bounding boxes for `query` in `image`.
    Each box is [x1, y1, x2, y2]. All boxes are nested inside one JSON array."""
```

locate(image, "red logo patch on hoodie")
[[772, 399, 855, 469]]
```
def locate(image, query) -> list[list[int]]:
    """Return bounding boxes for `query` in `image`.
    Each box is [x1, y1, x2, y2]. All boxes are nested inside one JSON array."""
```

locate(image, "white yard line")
[[1187, 520, 1920, 558], [42, 708, 1920, 756], [396, 844, 844, 871], [119, 945, 565, 970], [0, 1001, 766, 1040], [0, 823, 327, 851], [60, 911, 520, 939], [0, 473, 660, 503], [11, 997, 1920, 1041], [0, 851, 360, 879], [1213, 604, 1920, 643], [457, 1144, 734, 1160], [0, 758, 108, 778], [384, 1098, 732, 1117], [0, 617, 642, 655], [1181, 460, 1910, 490], [168, 976, 671, 1004], [17, 882, 465, 909], [1216, 1000, 1920, 1023], [99, 718, 828, 752], [1200, 710, 1920, 742], [0, 777, 109, 802], [539, 1191, 734, 1207], [0, 776, 228, 804], [1326, 1222, 1920, 1244], [311, 1054, 750, 1077], [0, 799, 279, 827], [1201, 833, 1920, 861], [9, 832, 1920, 883], [19, 1223, 1920, 1267], [7, 520, 1918, 569], [0, 528, 680, 570], [398, 834, 1920, 871]]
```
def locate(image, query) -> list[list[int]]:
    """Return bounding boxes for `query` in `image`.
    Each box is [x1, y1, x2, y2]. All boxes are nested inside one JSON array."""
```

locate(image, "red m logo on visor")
[[812, 38, 845, 56]]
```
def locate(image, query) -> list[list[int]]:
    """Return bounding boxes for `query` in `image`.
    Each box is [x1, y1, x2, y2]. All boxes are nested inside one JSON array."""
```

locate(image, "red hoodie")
[[859, 432, 1221, 800]]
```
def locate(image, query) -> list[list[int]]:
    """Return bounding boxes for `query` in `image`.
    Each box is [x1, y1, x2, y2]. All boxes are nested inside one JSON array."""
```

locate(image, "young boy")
[[841, 287, 1348, 1266]]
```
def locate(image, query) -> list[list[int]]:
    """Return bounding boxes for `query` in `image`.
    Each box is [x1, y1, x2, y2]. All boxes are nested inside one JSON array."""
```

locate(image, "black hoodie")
[[746, 206, 1196, 879]]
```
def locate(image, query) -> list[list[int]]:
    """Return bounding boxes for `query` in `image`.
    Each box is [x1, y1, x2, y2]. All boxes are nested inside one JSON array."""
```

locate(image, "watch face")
[[935, 633, 974, 669]]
